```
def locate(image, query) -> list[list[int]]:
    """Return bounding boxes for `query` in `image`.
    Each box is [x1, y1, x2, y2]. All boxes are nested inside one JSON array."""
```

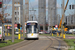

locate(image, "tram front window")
[[27, 24, 38, 33], [34, 25, 38, 33], [27, 25, 32, 33]]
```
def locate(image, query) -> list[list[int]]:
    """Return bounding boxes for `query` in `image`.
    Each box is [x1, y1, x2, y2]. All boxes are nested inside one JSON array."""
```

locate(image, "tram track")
[[45, 36, 53, 50], [13, 40, 36, 50], [55, 38, 61, 50], [45, 36, 61, 50]]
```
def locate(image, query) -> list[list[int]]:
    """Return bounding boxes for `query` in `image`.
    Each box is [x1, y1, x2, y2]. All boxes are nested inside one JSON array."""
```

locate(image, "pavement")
[[0, 36, 68, 50]]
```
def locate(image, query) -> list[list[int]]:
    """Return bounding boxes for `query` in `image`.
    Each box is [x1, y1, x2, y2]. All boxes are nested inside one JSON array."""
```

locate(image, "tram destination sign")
[[27, 23, 36, 25]]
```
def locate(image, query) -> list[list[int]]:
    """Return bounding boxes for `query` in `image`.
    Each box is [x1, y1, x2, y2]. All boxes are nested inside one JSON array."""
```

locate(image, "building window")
[[15, 2, 16, 4], [18, 2, 20, 4], [18, 12, 19, 15], [18, 7, 19, 10], [71, 16, 73, 24], [15, 12, 16, 15], [15, 7, 16, 10], [18, 17, 19, 20], [15, 17, 16, 20]]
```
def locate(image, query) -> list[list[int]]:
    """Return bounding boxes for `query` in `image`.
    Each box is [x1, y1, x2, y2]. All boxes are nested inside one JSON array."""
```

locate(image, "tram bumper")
[[26, 34, 39, 39]]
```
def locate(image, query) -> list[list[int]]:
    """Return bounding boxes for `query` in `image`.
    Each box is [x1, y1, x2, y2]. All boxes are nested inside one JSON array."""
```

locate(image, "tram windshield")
[[26, 23, 38, 33]]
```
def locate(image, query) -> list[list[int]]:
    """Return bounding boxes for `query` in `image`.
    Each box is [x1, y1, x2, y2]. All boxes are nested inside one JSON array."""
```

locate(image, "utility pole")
[[32, 16, 33, 21], [23, 5, 25, 39], [74, 0, 75, 24], [2, 0, 4, 41], [29, 8, 36, 21], [12, 0, 14, 42], [50, 8, 52, 35], [25, 0, 29, 22]]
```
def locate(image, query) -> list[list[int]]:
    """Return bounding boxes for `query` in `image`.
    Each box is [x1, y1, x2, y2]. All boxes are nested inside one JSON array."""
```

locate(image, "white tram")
[[26, 21, 39, 39]]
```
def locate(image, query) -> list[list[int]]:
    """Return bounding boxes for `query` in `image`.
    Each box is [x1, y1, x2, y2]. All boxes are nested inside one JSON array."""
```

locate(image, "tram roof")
[[26, 21, 38, 23]]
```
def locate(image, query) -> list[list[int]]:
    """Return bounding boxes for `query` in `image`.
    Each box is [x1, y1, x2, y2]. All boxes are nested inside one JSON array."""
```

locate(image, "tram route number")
[[31, 33, 33, 36]]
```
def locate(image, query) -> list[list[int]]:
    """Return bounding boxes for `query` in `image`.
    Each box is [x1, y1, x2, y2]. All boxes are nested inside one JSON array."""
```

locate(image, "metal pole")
[[74, 0, 75, 24], [23, 5, 25, 39], [50, 8, 52, 35], [34, 9, 36, 21], [32, 16, 33, 21], [12, 0, 14, 42], [29, 8, 36, 21], [2, 0, 4, 41]]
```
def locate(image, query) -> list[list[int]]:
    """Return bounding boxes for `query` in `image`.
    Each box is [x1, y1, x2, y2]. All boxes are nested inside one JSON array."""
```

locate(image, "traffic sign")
[[14, 24, 17, 28], [55, 25, 58, 28], [7, 26, 10, 29]]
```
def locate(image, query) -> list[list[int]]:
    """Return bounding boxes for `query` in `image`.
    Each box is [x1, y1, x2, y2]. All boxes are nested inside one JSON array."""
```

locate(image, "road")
[[0, 36, 68, 50]]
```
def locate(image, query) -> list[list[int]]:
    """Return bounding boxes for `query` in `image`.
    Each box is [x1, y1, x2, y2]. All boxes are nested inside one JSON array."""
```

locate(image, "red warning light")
[[0, 2, 2, 4]]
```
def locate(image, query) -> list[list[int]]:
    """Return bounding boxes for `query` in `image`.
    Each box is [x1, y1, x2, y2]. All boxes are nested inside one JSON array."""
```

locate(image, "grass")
[[0, 39, 24, 48], [64, 39, 75, 50], [65, 34, 75, 36], [6, 34, 26, 37]]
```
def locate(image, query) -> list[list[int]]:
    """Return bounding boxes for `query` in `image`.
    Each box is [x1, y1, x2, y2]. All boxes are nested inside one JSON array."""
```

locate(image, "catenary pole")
[[12, 0, 14, 42]]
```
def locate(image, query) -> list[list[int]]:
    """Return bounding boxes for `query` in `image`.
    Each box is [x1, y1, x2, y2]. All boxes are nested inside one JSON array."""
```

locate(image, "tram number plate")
[[31, 33, 33, 36]]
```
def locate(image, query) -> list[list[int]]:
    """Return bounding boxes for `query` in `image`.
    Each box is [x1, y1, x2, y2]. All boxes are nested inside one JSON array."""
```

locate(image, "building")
[[14, 0, 23, 24], [38, 0, 46, 31], [57, 14, 60, 25], [48, 0, 57, 26], [65, 14, 75, 29]]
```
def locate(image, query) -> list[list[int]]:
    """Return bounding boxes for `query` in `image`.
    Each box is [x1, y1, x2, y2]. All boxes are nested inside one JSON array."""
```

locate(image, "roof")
[[27, 21, 38, 23]]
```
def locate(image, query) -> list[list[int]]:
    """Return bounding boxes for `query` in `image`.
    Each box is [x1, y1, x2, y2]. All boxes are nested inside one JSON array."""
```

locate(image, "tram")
[[26, 21, 39, 39]]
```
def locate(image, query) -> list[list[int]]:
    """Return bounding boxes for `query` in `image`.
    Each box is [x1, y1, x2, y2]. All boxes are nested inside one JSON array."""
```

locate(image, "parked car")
[[45, 31, 49, 34], [56, 31, 61, 33], [39, 32, 44, 34], [65, 31, 72, 34], [49, 30, 57, 34], [14, 27, 19, 34]]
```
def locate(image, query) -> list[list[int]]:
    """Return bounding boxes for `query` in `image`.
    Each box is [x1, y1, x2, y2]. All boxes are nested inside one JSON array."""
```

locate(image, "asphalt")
[[0, 36, 68, 50]]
